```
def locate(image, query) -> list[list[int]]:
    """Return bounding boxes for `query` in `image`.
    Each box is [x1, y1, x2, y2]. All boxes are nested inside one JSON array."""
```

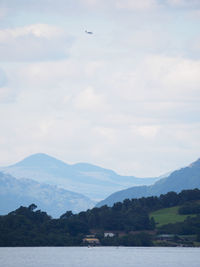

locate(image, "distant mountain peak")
[[22, 153, 57, 161], [13, 153, 69, 168], [32, 153, 49, 156]]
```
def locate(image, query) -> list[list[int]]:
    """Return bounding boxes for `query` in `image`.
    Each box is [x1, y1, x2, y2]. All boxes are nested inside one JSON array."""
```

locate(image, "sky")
[[0, 0, 200, 177]]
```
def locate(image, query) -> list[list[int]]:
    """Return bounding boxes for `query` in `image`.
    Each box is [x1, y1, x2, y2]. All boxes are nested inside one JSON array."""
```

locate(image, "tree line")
[[1, 188, 200, 246]]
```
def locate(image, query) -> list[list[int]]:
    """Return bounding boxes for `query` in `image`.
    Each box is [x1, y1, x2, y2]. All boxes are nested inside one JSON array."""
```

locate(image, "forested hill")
[[1, 188, 200, 246], [97, 158, 200, 207]]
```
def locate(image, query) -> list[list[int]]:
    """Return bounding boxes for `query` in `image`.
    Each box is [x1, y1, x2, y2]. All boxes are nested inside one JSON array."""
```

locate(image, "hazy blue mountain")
[[0, 153, 160, 200], [96, 158, 200, 207], [0, 172, 95, 217]]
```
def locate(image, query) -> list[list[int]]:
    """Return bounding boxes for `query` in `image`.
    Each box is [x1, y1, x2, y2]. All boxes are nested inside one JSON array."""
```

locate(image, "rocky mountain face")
[[96, 158, 200, 207], [0, 153, 160, 200], [0, 172, 95, 218]]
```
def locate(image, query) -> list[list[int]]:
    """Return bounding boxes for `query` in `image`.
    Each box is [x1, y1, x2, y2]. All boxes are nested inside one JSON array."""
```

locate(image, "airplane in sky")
[[85, 30, 93, 35]]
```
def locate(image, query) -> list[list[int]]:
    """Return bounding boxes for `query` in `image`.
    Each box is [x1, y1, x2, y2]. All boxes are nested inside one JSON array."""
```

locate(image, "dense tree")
[[158, 215, 200, 235], [1, 188, 200, 246], [179, 203, 200, 215]]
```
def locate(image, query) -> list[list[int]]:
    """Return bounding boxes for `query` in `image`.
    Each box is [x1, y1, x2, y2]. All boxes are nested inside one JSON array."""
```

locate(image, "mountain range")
[[0, 153, 160, 200], [2, 153, 200, 217], [0, 172, 95, 218], [96, 158, 200, 207]]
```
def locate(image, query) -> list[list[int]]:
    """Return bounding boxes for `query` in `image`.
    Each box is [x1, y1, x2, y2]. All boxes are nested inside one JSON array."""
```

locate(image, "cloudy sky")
[[0, 0, 200, 177]]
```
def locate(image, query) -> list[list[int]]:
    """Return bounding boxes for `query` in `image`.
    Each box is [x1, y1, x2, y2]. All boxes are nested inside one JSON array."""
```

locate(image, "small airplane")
[[85, 30, 93, 35]]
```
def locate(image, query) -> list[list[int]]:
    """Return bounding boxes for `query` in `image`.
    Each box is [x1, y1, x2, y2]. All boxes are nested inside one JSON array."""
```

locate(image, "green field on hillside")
[[150, 206, 197, 227]]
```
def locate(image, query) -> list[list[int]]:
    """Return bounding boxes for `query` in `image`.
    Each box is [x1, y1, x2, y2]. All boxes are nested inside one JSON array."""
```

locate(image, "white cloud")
[[74, 87, 107, 110], [0, 24, 72, 62], [134, 125, 160, 139], [116, 0, 158, 10], [0, 7, 7, 19], [94, 127, 117, 144], [188, 9, 200, 20], [167, 0, 200, 7], [0, 24, 64, 40], [188, 35, 200, 56], [109, 55, 200, 103], [0, 69, 13, 102], [0, 87, 11, 102], [80, 0, 159, 10], [80, 0, 102, 7], [1, 0, 199, 20], [0, 68, 7, 87], [80, 0, 200, 10]]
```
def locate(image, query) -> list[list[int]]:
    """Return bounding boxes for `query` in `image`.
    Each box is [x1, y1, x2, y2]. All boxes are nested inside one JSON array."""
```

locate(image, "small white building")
[[104, 232, 115, 238]]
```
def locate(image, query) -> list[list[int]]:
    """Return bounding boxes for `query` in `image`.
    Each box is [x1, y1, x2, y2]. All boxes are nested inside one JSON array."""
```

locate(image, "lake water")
[[0, 247, 200, 267]]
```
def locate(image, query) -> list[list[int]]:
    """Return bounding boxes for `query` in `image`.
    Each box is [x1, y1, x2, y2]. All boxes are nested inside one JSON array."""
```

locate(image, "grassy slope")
[[150, 206, 197, 227]]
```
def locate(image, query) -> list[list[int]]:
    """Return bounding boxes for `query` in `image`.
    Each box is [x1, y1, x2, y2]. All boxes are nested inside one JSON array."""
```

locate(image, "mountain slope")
[[0, 172, 95, 217], [96, 158, 200, 207], [0, 153, 160, 200]]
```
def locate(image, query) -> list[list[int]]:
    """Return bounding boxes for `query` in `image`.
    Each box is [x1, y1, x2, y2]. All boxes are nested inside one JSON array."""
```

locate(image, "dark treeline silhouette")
[[1, 188, 200, 246]]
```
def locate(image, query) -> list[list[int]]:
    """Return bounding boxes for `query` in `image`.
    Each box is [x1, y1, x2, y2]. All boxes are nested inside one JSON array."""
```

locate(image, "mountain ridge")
[[0, 153, 161, 200], [0, 171, 95, 217], [96, 157, 200, 207]]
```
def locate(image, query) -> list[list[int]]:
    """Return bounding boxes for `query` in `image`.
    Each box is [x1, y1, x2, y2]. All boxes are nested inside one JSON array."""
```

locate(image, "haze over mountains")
[[0, 172, 95, 217], [0, 153, 160, 200], [2, 153, 199, 217], [96, 158, 200, 207]]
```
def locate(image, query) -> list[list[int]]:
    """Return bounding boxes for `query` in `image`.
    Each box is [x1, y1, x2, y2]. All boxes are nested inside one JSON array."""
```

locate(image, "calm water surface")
[[0, 247, 200, 267]]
